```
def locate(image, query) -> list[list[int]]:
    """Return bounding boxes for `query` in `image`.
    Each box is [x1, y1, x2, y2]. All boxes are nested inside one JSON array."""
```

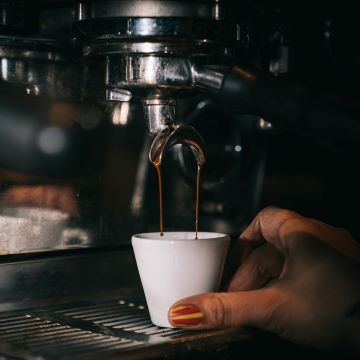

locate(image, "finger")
[[227, 243, 284, 292], [240, 206, 302, 253], [308, 219, 360, 263], [168, 288, 285, 332], [241, 206, 360, 263]]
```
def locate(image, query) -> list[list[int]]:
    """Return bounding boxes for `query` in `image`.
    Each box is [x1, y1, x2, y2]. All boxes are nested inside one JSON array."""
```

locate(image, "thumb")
[[168, 288, 284, 331]]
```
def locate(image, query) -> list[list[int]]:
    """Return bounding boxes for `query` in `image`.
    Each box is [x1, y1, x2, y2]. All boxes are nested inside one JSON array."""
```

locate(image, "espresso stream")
[[151, 162, 202, 239], [195, 164, 201, 239], [154, 164, 164, 236]]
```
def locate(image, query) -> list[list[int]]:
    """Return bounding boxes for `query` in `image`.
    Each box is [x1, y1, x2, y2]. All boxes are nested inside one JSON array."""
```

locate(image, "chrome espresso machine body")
[[0, 0, 266, 242], [0, 1, 359, 359], [71, 0, 265, 236], [0, 2, 268, 359]]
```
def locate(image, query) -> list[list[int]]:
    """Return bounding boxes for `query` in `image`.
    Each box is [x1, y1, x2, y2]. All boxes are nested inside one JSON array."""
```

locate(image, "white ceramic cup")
[[132, 232, 231, 328]]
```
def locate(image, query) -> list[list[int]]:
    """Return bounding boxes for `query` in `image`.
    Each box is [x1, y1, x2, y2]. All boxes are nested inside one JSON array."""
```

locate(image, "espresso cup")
[[132, 232, 230, 327]]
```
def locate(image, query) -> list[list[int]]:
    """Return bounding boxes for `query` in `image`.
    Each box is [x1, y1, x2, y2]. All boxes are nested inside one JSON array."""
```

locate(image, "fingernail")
[[169, 304, 203, 327]]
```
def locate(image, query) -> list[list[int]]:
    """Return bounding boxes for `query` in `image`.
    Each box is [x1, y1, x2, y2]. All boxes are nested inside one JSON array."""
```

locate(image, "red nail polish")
[[169, 304, 203, 327]]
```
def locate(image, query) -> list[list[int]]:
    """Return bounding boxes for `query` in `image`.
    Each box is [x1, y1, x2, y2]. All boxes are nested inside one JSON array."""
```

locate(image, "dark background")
[[247, 0, 360, 239]]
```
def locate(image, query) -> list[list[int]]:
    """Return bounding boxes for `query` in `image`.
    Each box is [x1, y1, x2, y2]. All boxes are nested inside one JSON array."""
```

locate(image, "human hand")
[[0, 185, 79, 218], [168, 207, 360, 353]]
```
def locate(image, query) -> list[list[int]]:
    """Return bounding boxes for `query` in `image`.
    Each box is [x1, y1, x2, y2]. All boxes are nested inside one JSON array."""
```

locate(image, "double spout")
[[149, 124, 206, 168]]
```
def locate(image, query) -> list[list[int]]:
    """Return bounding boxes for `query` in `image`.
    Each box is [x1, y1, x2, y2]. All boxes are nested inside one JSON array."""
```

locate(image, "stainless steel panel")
[[0, 249, 142, 312]]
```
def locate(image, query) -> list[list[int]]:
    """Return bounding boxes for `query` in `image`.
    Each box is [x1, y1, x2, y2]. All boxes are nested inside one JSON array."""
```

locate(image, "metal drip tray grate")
[[0, 299, 249, 360]]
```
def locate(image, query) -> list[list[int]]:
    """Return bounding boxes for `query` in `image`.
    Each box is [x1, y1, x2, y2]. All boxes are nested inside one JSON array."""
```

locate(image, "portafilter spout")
[[144, 99, 177, 136], [149, 125, 206, 168]]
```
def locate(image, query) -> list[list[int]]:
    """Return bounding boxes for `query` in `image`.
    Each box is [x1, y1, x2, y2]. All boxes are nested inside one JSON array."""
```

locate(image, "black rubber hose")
[[219, 66, 360, 149]]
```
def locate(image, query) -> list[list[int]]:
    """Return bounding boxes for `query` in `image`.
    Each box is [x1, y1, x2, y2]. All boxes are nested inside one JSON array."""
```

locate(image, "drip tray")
[[0, 298, 250, 360]]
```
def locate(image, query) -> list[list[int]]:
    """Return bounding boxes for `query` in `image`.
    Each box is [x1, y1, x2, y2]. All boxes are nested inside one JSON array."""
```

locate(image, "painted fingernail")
[[169, 304, 203, 327]]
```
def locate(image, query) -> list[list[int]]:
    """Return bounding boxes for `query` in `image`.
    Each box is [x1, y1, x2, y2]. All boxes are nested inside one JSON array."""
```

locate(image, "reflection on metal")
[[269, 46, 290, 75], [257, 117, 274, 130], [85, 40, 236, 58], [76, 0, 223, 20], [192, 65, 227, 93], [106, 88, 132, 102], [143, 99, 176, 135], [37, 127, 67, 155], [0, 207, 92, 255], [0, 36, 105, 101], [75, 1, 251, 134], [131, 135, 152, 219], [105, 55, 195, 99], [0, 249, 141, 312], [112, 102, 130, 126]]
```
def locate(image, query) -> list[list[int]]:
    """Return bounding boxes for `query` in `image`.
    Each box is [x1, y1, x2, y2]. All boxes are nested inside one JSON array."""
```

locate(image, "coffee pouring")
[[149, 124, 206, 238]]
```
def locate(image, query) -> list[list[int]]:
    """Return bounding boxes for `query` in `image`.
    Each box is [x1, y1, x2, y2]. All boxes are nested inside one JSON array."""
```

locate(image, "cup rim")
[[132, 231, 230, 242]]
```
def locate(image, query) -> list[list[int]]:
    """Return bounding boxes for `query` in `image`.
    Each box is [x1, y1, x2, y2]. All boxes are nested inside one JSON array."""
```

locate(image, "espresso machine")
[[0, 1, 359, 359]]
